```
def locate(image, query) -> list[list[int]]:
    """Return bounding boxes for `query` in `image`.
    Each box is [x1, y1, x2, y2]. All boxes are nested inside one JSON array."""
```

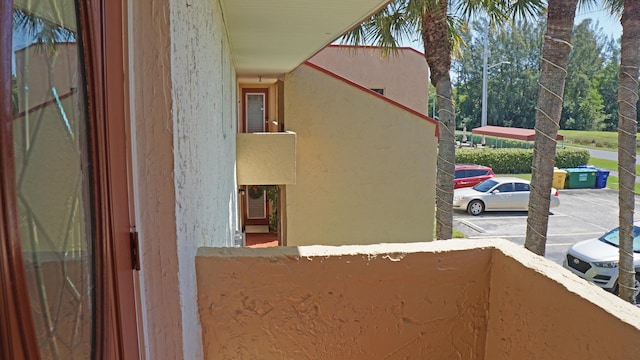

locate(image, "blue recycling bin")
[[594, 169, 610, 189]]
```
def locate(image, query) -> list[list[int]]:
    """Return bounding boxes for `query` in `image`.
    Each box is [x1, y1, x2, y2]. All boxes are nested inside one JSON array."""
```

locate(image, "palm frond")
[[340, 0, 423, 56], [508, 0, 545, 20], [12, 7, 75, 53]]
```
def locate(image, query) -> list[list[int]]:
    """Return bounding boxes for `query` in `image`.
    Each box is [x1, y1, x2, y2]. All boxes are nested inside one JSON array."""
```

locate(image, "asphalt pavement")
[[568, 146, 640, 165], [453, 188, 636, 266], [451, 146, 637, 266]]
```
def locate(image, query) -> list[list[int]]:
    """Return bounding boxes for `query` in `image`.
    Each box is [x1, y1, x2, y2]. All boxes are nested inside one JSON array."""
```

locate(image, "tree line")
[[452, 18, 634, 132]]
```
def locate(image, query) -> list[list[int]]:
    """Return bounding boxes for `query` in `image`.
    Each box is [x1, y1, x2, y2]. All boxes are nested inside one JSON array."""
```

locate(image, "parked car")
[[453, 177, 560, 215], [454, 164, 495, 189], [563, 223, 640, 299]]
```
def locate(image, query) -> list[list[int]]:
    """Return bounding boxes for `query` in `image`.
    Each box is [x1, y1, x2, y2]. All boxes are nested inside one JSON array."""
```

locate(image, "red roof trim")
[[13, 89, 77, 119], [471, 125, 564, 141], [327, 44, 425, 58], [302, 61, 439, 139]]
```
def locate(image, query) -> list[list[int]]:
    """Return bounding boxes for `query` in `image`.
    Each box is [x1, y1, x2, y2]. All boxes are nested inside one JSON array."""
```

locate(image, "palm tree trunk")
[[525, 0, 578, 256], [617, 0, 640, 304], [434, 78, 455, 240], [422, 1, 455, 240]]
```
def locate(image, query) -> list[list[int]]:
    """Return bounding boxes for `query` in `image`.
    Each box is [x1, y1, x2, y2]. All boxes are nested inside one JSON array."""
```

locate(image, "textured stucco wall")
[[284, 64, 438, 246], [170, 0, 238, 358], [129, 0, 237, 358], [236, 132, 296, 185], [196, 239, 640, 359], [486, 248, 640, 359], [309, 46, 430, 115], [196, 241, 492, 359]]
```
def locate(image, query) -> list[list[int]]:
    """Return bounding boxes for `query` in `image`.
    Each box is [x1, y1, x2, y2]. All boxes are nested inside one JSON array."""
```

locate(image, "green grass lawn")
[[587, 157, 640, 174], [587, 158, 640, 194], [559, 129, 640, 153]]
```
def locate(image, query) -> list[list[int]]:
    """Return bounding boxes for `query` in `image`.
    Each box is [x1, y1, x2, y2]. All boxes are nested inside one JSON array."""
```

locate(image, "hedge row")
[[455, 148, 590, 174]]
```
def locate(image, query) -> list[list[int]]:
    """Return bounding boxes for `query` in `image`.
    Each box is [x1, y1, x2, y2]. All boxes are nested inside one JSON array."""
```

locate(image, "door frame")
[[241, 87, 269, 133], [243, 185, 270, 226], [241, 87, 270, 227], [0, 0, 140, 358], [0, 2, 40, 357]]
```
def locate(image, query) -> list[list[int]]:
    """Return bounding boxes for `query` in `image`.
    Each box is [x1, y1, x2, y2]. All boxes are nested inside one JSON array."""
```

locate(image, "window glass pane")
[[515, 183, 530, 192], [246, 93, 264, 132], [496, 183, 514, 193], [12, 1, 94, 358]]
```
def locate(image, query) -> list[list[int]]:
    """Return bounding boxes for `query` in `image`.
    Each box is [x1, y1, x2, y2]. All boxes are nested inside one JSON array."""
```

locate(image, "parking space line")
[[468, 232, 603, 240], [468, 216, 528, 221], [458, 220, 485, 233], [469, 235, 522, 239], [456, 212, 568, 221], [547, 232, 604, 237]]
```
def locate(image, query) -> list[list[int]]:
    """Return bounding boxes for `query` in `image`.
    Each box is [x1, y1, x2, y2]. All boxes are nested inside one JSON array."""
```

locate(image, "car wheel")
[[467, 200, 484, 216]]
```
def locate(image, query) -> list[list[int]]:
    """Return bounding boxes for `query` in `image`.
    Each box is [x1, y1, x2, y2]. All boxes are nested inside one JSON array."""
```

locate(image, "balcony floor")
[[246, 232, 278, 248]]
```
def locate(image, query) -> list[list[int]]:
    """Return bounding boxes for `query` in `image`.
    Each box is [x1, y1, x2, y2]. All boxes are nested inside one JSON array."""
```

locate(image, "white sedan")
[[564, 222, 640, 299], [453, 177, 560, 216]]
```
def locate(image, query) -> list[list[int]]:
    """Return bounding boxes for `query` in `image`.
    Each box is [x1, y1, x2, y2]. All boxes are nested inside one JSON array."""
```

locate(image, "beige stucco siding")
[[284, 63, 437, 246], [486, 250, 640, 358], [236, 132, 296, 185], [196, 240, 640, 359], [309, 45, 430, 115], [197, 242, 492, 359]]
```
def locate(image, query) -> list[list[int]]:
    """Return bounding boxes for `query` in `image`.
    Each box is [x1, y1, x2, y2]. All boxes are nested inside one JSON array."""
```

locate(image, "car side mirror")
[[492, 190, 500, 194]]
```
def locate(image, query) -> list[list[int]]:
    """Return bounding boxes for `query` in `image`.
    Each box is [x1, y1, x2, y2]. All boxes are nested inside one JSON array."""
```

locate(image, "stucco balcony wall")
[[196, 239, 640, 359], [236, 131, 296, 185]]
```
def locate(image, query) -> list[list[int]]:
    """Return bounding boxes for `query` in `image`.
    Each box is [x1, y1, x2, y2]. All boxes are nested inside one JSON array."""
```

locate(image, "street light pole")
[[481, 32, 490, 129], [480, 29, 510, 134]]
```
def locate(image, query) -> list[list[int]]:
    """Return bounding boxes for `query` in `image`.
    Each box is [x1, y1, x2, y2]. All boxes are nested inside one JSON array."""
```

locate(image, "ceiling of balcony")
[[219, 0, 390, 76]]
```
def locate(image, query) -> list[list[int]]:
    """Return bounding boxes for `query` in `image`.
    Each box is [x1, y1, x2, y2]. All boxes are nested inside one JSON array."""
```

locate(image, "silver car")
[[564, 223, 640, 299], [452, 177, 560, 216]]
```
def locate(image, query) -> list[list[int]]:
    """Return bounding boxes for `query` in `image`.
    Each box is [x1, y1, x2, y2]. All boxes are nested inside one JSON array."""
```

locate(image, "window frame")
[[0, 0, 139, 358]]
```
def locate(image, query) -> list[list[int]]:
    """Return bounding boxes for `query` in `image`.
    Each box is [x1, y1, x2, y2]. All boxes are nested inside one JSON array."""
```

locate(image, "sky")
[[401, 7, 622, 51], [575, 7, 621, 40]]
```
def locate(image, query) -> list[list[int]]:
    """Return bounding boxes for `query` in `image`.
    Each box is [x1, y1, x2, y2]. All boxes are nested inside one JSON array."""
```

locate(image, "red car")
[[454, 164, 495, 189]]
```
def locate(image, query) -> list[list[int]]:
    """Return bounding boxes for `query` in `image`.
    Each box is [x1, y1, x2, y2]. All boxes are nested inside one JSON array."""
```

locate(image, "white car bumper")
[[563, 253, 618, 291]]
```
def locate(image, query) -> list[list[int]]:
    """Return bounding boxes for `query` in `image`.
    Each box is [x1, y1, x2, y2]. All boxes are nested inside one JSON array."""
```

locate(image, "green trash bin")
[[564, 168, 597, 189]]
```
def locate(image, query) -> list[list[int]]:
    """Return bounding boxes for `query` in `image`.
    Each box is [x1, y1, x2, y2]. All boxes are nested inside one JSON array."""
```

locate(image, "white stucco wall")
[[129, 0, 237, 359], [170, 0, 237, 357]]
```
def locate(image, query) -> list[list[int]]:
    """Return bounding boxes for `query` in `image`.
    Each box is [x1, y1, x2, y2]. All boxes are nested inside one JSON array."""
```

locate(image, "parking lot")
[[453, 188, 640, 265]]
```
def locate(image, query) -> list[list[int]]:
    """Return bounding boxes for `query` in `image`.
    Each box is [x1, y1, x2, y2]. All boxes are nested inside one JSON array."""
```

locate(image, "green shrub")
[[455, 148, 590, 174], [555, 148, 590, 168]]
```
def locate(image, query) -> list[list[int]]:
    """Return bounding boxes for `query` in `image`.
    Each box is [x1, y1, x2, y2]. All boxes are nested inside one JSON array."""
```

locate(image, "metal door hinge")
[[130, 230, 140, 271]]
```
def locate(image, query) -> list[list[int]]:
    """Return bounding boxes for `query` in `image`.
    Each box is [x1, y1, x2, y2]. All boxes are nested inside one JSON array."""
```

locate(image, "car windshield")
[[599, 226, 640, 253], [473, 179, 498, 192]]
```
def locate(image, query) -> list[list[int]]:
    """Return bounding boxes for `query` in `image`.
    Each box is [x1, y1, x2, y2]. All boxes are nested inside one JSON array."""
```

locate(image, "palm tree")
[[524, 0, 579, 256], [343, 0, 541, 240], [616, 0, 640, 304]]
